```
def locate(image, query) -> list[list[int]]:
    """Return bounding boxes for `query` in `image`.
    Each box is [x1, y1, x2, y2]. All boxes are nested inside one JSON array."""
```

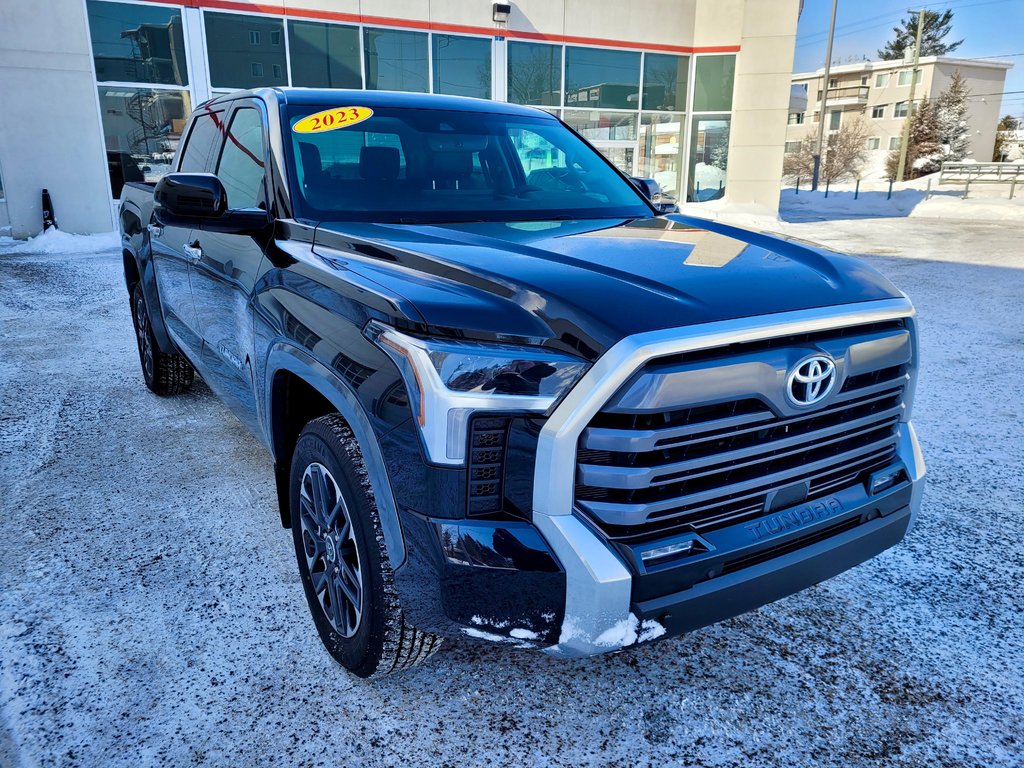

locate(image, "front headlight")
[[365, 320, 590, 465]]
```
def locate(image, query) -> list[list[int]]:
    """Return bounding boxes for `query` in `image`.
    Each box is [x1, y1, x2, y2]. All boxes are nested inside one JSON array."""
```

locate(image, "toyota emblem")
[[787, 354, 837, 407]]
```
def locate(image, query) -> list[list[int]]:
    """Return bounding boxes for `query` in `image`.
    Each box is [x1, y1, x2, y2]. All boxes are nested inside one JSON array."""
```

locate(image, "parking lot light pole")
[[812, 0, 839, 192]]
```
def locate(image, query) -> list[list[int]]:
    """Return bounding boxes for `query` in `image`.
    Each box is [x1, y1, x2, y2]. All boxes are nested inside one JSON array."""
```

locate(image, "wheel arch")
[[266, 343, 406, 569]]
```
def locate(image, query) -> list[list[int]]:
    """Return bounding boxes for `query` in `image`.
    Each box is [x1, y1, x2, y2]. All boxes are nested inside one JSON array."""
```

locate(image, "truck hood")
[[313, 215, 902, 358]]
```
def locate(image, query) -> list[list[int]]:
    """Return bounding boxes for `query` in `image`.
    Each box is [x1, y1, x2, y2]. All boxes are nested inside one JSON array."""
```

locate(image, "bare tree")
[[784, 118, 869, 184]]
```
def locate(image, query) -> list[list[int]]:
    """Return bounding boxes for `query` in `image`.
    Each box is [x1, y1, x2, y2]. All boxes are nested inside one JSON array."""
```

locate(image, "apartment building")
[[787, 56, 1012, 179]]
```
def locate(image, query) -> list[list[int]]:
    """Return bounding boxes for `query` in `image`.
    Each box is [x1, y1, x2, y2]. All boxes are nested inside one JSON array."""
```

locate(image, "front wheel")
[[290, 414, 441, 677], [131, 283, 193, 396]]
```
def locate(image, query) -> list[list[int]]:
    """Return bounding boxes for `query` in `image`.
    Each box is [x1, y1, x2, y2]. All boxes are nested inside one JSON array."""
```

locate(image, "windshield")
[[285, 105, 651, 223]]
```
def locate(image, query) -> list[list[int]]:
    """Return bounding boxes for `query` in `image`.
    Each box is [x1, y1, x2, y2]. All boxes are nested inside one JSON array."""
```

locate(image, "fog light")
[[869, 466, 905, 495], [641, 536, 707, 563]]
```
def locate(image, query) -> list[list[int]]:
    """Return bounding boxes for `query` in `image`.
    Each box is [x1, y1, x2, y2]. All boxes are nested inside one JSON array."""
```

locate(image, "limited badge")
[[292, 106, 373, 134]]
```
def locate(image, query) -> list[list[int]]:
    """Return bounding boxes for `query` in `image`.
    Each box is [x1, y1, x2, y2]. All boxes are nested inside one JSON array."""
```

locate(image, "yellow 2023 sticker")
[[293, 106, 373, 134]]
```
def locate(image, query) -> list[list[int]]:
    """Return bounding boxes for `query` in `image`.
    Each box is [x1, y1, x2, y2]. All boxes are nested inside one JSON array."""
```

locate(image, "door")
[[190, 103, 268, 435], [150, 108, 224, 359], [592, 141, 636, 177]]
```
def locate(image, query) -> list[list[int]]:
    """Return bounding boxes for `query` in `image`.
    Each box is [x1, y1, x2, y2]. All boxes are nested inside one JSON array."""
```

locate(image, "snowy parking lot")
[[1, 216, 1023, 767]]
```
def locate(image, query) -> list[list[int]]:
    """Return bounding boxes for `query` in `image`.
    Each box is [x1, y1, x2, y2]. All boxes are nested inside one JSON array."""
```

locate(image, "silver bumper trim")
[[534, 297, 919, 658]]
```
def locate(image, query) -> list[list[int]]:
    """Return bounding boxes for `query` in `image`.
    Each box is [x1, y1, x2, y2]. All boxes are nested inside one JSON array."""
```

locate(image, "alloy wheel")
[[298, 462, 363, 638], [134, 290, 154, 380]]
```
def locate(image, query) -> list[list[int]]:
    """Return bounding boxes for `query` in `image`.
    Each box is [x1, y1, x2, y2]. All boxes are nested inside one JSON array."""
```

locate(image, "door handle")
[[183, 242, 203, 264], [147, 223, 164, 238]]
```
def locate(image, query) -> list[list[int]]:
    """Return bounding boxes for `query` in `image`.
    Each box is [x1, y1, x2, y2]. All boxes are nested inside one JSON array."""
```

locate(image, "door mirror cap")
[[629, 176, 661, 201], [155, 173, 227, 221], [154, 173, 270, 234], [629, 176, 678, 213]]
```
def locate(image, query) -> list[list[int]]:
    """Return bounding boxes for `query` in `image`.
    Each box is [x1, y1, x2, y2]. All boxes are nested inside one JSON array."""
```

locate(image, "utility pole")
[[811, 0, 839, 191], [896, 9, 926, 182]]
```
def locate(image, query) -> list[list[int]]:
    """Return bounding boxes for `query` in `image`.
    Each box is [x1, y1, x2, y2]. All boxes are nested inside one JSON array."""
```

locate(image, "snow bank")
[[0, 228, 119, 256]]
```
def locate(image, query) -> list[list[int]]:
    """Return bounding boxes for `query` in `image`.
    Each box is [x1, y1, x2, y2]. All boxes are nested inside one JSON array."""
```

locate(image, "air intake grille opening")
[[575, 322, 910, 545], [467, 417, 510, 515]]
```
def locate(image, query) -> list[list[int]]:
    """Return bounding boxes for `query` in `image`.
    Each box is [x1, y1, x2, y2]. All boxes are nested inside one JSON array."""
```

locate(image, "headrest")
[[359, 146, 400, 181], [298, 142, 323, 179], [430, 151, 473, 181]]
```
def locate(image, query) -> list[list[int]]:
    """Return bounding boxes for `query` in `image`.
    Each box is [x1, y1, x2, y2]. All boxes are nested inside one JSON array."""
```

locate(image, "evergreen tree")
[[710, 125, 730, 170], [878, 10, 963, 60], [886, 100, 942, 179], [993, 115, 1020, 161], [936, 71, 971, 161]]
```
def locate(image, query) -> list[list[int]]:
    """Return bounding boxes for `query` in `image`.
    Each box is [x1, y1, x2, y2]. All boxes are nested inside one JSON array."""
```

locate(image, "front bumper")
[[535, 420, 925, 658]]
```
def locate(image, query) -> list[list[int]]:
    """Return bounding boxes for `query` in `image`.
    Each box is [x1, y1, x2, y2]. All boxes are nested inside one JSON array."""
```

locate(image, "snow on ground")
[[1, 216, 1023, 767], [682, 175, 1024, 226]]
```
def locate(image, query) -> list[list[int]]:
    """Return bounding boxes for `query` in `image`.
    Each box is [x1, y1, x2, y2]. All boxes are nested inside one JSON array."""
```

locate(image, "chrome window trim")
[[533, 296, 923, 658]]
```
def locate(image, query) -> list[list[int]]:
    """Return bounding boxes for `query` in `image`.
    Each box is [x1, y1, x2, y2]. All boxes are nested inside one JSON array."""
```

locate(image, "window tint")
[[363, 28, 428, 92], [287, 107, 648, 223], [87, 0, 188, 85], [179, 111, 224, 172], [692, 55, 735, 112], [508, 42, 561, 106], [642, 53, 688, 111], [289, 20, 361, 88], [564, 47, 640, 109], [875, 72, 890, 87], [205, 13, 287, 89], [433, 35, 491, 99], [217, 108, 266, 210]]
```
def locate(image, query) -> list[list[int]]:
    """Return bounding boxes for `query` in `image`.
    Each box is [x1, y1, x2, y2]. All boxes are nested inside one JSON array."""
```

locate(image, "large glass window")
[[638, 113, 685, 202], [508, 42, 561, 106], [692, 55, 735, 112], [216, 108, 266, 210], [87, 0, 188, 86], [288, 21, 361, 88], [687, 115, 730, 202], [562, 110, 638, 141], [98, 87, 191, 198], [642, 53, 688, 111], [178, 110, 225, 172], [363, 28, 428, 92], [433, 35, 491, 99], [205, 13, 286, 89], [563, 47, 640, 109]]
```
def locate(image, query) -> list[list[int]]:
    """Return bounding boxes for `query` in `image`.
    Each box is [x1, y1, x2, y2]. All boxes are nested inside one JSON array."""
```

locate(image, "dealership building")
[[0, 0, 801, 237]]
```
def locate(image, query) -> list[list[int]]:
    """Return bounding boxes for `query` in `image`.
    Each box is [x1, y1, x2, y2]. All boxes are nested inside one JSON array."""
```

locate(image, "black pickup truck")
[[119, 88, 925, 677]]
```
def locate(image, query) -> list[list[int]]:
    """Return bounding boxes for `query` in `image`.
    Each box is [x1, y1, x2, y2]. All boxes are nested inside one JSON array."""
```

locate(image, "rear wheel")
[[131, 283, 193, 396], [290, 414, 441, 677]]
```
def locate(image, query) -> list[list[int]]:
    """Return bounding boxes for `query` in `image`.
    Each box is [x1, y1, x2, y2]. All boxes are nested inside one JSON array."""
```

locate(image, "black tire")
[[131, 283, 194, 396], [290, 414, 441, 677]]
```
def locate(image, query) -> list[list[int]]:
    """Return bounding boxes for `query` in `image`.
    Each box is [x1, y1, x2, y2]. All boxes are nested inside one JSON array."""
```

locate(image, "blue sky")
[[793, 0, 1024, 118]]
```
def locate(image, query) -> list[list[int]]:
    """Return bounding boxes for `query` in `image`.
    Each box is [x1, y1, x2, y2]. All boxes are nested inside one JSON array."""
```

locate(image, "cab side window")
[[178, 111, 223, 172], [216, 107, 266, 210]]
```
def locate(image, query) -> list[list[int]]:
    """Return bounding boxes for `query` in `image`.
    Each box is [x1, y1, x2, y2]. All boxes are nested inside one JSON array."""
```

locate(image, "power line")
[[796, 0, 1019, 49]]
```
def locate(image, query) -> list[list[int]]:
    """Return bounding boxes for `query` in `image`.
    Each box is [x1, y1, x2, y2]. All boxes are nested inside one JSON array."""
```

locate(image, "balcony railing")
[[816, 85, 870, 104]]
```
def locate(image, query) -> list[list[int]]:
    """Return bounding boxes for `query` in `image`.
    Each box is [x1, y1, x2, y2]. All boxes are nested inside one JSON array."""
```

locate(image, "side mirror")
[[155, 173, 227, 222], [629, 176, 678, 214], [154, 172, 269, 234], [629, 176, 662, 202]]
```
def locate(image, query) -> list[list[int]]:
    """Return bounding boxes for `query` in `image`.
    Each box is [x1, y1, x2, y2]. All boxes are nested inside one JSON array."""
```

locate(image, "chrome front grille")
[[574, 321, 910, 544]]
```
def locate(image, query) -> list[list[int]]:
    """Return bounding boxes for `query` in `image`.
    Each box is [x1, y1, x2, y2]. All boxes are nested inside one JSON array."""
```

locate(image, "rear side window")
[[217, 107, 266, 210], [178, 111, 223, 172]]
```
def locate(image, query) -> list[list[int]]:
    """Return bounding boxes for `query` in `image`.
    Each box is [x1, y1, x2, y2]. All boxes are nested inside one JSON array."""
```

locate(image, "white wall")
[[0, 0, 113, 237]]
